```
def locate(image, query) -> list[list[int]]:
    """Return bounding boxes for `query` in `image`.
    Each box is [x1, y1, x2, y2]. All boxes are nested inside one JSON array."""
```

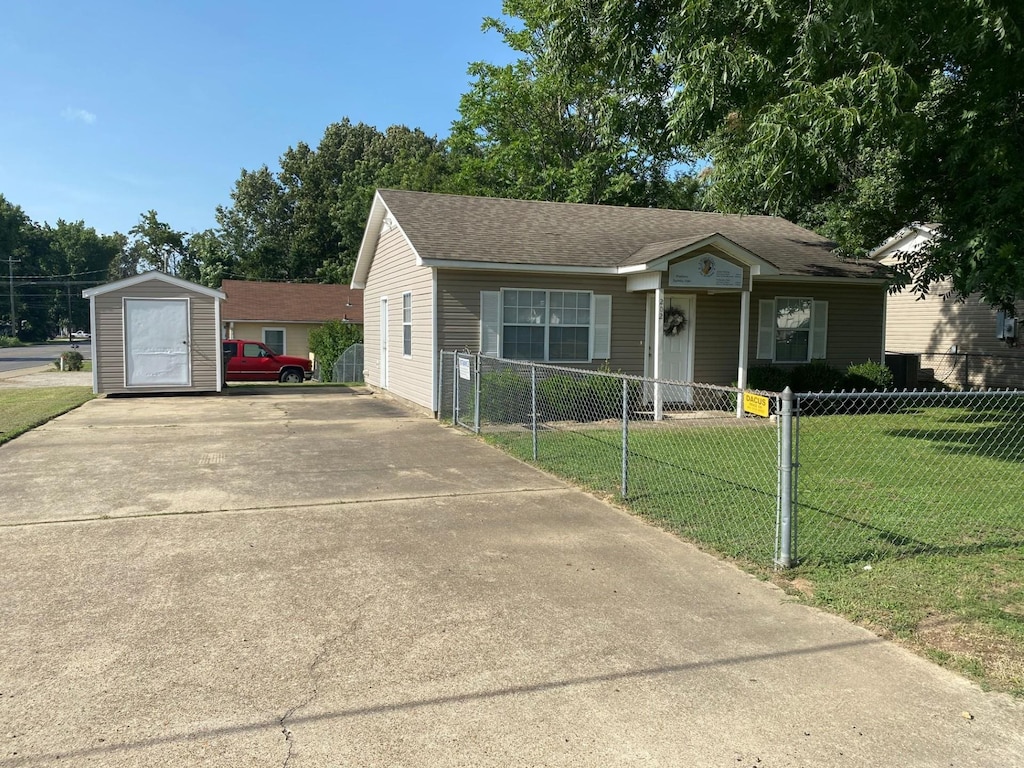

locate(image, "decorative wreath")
[[663, 306, 687, 336]]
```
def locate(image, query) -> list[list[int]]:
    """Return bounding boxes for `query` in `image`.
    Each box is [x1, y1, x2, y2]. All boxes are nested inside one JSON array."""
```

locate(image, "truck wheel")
[[279, 369, 304, 384]]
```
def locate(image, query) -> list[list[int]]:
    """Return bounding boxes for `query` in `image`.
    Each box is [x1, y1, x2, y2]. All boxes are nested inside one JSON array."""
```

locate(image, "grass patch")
[[0, 387, 95, 445], [479, 403, 1024, 696]]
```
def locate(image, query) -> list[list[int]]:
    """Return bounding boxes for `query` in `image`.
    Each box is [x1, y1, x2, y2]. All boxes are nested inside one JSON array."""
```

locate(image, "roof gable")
[[220, 280, 363, 324], [82, 271, 225, 300]]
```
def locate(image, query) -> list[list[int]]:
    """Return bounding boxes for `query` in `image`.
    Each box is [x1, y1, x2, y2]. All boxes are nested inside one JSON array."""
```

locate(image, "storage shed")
[[82, 272, 226, 395]]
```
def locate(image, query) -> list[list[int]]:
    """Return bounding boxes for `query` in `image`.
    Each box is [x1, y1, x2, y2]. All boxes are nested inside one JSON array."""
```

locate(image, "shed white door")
[[124, 298, 191, 387]]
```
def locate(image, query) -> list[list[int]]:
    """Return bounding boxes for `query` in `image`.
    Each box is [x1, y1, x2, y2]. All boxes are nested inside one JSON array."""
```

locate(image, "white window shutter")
[[756, 299, 775, 359], [592, 295, 612, 359], [480, 291, 500, 356], [811, 300, 828, 359]]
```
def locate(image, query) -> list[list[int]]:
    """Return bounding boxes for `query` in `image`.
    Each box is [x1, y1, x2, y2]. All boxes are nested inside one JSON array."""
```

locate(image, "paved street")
[[0, 342, 92, 374], [0, 390, 1021, 766]]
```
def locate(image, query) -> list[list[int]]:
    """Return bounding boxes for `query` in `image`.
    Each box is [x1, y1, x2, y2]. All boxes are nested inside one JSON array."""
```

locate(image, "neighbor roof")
[[359, 189, 885, 282], [220, 280, 363, 324]]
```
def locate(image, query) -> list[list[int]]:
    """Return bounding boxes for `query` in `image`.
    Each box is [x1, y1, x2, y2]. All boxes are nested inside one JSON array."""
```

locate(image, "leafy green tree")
[[127, 210, 191, 276], [448, 0, 696, 208], [547, 0, 1024, 307], [208, 119, 452, 286], [308, 319, 363, 382]]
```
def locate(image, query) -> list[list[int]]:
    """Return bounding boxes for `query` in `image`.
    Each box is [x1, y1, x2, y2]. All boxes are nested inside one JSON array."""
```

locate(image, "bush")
[[844, 360, 894, 391], [309, 320, 363, 382], [790, 361, 846, 393], [747, 365, 790, 392], [480, 369, 532, 423], [55, 350, 84, 371], [538, 374, 579, 420]]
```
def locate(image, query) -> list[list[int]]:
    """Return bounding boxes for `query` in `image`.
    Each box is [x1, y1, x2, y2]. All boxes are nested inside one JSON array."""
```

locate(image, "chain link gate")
[[452, 352, 480, 433]]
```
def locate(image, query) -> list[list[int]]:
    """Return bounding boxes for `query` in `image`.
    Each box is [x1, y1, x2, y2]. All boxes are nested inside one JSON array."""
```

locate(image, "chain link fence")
[[792, 389, 1024, 565], [331, 343, 364, 383], [439, 351, 782, 564], [438, 351, 1024, 570]]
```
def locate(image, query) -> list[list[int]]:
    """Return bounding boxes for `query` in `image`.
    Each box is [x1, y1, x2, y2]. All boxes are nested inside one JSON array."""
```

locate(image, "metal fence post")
[[621, 376, 629, 499], [776, 386, 795, 568], [473, 354, 481, 434], [453, 353, 459, 425], [531, 364, 538, 461], [437, 350, 444, 420]]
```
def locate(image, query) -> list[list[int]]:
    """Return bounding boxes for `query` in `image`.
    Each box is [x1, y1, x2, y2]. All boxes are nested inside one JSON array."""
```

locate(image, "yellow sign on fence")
[[743, 391, 770, 418]]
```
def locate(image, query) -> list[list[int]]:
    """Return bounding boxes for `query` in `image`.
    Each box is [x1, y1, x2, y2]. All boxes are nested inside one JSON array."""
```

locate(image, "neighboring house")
[[871, 224, 1023, 388], [220, 280, 363, 361], [352, 189, 889, 415]]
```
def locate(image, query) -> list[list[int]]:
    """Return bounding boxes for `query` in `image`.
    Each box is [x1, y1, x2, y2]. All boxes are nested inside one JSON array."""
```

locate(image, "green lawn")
[[0, 387, 95, 445], [481, 404, 1024, 696]]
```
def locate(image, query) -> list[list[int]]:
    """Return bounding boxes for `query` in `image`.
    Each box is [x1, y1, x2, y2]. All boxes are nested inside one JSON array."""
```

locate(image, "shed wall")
[[94, 281, 220, 394]]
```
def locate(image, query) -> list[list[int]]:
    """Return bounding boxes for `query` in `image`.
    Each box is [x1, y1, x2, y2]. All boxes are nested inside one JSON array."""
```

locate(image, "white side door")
[[124, 298, 191, 387], [379, 297, 389, 389]]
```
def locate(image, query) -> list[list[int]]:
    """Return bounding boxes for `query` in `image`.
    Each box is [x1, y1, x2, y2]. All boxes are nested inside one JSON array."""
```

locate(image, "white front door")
[[647, 294, 694, 404], [379, 297, 389, 389], [124, 298, 191, 387]]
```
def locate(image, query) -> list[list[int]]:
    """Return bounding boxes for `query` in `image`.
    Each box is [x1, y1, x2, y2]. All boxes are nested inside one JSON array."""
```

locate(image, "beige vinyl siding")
[[363, 226, 435, 410], [691, 292, 744, 384], [748, 281, 886, 371], [94, 282, 220, 394], [884, 281, 1024, 356], [227, 322, 320, 359], [437, 270, 648, 373], [883, 280, 1024, 388]]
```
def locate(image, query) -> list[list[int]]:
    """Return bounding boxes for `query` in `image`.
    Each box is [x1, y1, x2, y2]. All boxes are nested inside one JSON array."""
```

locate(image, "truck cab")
[[222, 339, 313, 383]]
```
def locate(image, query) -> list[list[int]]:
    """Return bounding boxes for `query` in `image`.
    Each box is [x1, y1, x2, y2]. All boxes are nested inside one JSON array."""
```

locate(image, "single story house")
[[220, 279, 363, 361], [352, 189, 889, 415], [871, 223, 1023, 389], [82, 271, 225, 395]]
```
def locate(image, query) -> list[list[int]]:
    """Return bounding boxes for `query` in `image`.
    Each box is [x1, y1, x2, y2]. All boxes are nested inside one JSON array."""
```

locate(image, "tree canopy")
[[207, 119, 451, 286], [547, 0, 1024, 307], [447, 0, 701, 208]]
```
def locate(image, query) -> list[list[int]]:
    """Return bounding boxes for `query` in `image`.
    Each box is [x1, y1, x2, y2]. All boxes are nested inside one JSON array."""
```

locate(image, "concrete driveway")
[[1, 390, 1021, 767]]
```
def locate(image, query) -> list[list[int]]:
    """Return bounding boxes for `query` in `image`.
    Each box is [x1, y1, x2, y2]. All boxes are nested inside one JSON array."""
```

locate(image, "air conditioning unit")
[[996, 311, 1018, 340]]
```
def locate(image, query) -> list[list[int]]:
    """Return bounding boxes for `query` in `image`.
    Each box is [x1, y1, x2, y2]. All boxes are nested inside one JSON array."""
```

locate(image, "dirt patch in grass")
[[915, 615, 1024, 694]]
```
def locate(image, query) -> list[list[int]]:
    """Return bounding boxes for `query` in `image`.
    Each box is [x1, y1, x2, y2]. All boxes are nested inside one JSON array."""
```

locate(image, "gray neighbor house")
[[352, 189, 888, 415]]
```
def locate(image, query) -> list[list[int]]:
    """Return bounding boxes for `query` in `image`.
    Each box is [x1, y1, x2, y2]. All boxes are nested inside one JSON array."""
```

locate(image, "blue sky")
[[0, 0, 513, 236]]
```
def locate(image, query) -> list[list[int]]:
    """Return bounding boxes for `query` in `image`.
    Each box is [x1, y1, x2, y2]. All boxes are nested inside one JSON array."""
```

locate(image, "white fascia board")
[[625, 272, 663, 292], [351, 192, 388, 289], [83, 271, 225, 300], [626, 233, 781, 276], [868, 223, 940, 260], [353, 192, 423, 289], [418, 259, 621, 275]]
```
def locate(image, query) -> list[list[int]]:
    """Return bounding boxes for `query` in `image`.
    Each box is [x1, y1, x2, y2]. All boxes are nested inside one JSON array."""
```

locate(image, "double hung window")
[[757, 297, 828, 362], [481, 289, 611, 362]]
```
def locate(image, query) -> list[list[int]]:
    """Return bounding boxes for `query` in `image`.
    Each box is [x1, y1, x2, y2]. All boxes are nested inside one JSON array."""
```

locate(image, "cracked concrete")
[[0, 389, 1021, 766]]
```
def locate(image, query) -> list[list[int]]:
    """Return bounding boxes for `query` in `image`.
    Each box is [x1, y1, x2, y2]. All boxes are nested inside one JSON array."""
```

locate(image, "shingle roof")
[[377, 189, 885, 279], [220, 280, 363, 324]]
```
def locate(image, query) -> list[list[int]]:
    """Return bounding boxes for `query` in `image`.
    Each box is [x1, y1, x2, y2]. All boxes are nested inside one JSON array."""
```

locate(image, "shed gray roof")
[[375, 189, 884, 279]]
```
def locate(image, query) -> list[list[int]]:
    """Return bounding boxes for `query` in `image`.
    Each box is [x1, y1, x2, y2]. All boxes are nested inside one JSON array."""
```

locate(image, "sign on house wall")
[[669, 254, 744, 289]]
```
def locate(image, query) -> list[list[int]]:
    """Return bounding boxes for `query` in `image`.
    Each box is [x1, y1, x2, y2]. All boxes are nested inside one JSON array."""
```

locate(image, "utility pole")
[[4, 255, 19, 336]]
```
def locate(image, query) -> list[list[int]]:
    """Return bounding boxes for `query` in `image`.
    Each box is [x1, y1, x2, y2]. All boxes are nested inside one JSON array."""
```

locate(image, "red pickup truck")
[[222, 339, 313, 383]]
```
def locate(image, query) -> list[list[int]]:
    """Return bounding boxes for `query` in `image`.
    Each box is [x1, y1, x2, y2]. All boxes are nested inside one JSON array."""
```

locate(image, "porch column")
[[735, 287, 751, 418], [653, 287, 664, 421]]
